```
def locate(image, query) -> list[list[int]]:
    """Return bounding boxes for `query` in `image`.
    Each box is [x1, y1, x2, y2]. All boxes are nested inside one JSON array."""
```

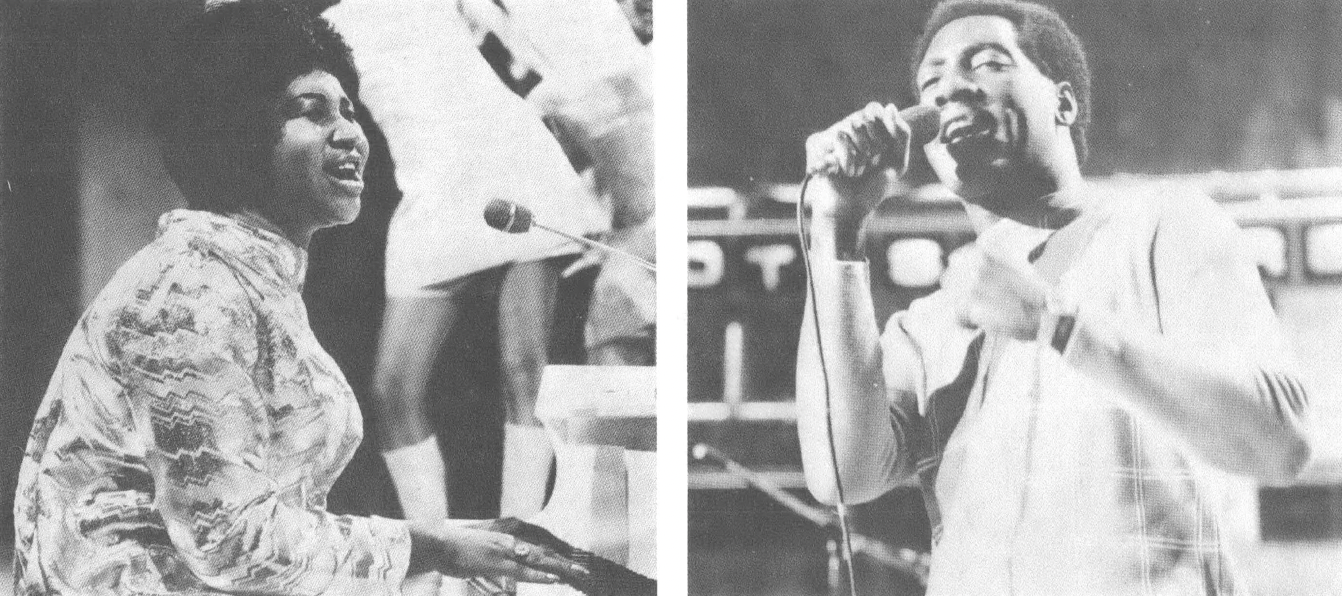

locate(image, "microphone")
[[690, 443, 931, 585], [901, 105, 942, 146], [484, 199, 657, 274], [808, 105, 940, 176], [484, 198, 534, 233]]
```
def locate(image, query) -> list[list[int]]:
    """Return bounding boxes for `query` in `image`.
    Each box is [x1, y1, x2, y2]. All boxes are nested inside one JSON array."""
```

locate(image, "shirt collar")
[[157, 209, 308, 290]]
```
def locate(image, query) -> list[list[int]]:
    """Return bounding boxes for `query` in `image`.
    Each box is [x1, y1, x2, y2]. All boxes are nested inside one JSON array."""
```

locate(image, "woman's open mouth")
[[325, 161, 362, 182], [324, 157, 364, 194]]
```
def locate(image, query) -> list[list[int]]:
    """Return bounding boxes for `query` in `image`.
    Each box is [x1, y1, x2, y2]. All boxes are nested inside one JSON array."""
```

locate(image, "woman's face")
[[267, 69, 368, 234]]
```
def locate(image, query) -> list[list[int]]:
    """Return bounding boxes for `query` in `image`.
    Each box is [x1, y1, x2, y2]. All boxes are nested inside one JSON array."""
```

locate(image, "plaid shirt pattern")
[[885, 191, 1255, 596]]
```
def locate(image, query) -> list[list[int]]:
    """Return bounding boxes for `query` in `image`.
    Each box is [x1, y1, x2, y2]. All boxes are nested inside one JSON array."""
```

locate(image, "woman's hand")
[[407, 520, 590, 584]]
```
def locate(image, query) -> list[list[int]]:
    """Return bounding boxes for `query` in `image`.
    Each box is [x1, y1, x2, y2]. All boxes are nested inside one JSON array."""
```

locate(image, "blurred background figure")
[[688, 0, 1342, 595], [325, 0, 653, 592]]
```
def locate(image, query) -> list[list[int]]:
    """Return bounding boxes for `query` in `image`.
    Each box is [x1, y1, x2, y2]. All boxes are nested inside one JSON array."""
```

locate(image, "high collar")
[[157, 209, 308, 291]]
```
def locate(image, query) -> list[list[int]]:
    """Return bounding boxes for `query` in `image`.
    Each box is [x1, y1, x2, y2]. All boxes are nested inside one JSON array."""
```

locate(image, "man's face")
[[914, 15, 1073, 204]]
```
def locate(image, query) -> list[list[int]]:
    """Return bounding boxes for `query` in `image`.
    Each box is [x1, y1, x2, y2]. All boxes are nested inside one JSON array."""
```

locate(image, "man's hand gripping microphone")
[[805, 103, 939, 178]]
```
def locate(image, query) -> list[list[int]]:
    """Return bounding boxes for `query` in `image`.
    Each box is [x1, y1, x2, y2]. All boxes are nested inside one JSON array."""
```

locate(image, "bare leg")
[[376, 289, 474, 596], [373, 287, 472, 522], [497, 259, 561, 517], [499, 424, 554, 518], [585, 254, 656, 367]]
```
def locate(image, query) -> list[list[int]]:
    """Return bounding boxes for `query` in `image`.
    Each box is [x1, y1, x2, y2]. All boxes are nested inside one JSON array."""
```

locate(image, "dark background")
[[689, 0, 1342, 187]]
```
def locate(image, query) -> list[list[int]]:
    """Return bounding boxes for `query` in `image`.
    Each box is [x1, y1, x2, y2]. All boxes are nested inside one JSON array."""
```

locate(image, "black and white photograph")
[[688, 1, 1342, 595], [1, 0, 655, 594], [12, 0, 1342, 594]]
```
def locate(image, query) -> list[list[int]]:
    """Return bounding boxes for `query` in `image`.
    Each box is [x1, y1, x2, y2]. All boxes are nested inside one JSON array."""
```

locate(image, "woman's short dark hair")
[[911, 0, 1092, 165], [156, 0, 359, 212]]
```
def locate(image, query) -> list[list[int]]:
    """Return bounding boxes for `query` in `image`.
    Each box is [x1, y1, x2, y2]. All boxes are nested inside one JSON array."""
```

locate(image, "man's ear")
[[1054, 81, 1078, 126]]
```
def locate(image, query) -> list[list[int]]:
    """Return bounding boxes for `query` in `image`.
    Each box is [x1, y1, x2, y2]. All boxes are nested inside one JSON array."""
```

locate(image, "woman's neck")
[[226, 207, 313, 249]]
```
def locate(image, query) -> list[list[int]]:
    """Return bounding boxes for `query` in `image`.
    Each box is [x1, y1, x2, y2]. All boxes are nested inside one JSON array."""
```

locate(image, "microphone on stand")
[[691, 443, 931, 586], [484, 199, 657, 274]]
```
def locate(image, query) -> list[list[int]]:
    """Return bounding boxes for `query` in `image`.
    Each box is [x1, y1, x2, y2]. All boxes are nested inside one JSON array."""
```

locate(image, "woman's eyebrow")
[[289, 92, 330, 106]]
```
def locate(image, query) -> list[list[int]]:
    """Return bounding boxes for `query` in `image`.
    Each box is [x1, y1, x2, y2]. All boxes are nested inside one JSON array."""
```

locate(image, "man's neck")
[[966, 171, 1089, 233]]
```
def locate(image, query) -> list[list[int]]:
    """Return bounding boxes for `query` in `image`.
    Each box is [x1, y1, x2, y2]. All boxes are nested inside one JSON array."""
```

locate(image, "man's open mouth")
[[941, 114, 997, 148]]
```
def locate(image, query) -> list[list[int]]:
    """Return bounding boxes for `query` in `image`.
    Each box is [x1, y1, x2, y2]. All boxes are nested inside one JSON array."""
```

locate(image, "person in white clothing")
[[324, 1, 652, 592], [796, 1, 1312, 593]]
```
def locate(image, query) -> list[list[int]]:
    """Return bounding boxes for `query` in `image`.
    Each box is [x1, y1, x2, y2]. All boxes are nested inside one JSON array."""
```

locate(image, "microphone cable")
[[796, 172, 860, 596]]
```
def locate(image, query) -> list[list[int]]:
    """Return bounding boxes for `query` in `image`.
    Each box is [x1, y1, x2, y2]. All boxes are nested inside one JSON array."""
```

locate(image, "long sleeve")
[[796, 258, 924, 505], [1063, 193, 1312, 484], [106, 260, 411, 595]]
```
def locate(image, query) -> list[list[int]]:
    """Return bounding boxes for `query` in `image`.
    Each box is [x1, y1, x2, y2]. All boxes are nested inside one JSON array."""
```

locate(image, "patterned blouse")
[[14, 210, 410, 595]]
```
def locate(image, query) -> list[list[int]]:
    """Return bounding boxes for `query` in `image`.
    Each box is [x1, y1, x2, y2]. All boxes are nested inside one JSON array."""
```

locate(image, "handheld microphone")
[[791, 107, 940, 596], [807, 105, 940, 176], [900, 105, 942, 146], [483, 199, 657, 274]]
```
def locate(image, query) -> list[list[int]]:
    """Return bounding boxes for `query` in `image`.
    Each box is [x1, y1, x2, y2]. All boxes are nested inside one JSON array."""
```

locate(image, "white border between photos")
[[654, 0, 690, 591]]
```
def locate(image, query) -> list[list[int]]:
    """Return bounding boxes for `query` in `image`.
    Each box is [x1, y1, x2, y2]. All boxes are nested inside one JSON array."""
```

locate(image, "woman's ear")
[[1054, 81, 1078, 126]]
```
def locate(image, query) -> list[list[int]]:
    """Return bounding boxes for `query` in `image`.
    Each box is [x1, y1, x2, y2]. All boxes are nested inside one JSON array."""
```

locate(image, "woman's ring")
[[513, 542, 532, 560]]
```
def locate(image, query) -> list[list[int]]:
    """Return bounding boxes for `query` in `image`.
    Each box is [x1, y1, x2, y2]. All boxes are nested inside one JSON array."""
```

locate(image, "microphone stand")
[[530, 222, 657, 274], [484, 199, 656, 273], [690, 443, 930, 587]]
